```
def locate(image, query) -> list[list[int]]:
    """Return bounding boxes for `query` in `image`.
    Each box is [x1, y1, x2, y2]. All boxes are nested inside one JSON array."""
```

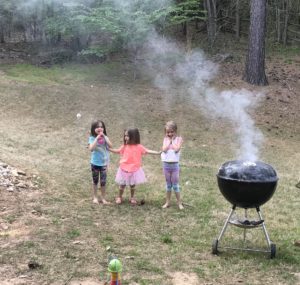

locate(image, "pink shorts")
[[115, 167, 147, 186]]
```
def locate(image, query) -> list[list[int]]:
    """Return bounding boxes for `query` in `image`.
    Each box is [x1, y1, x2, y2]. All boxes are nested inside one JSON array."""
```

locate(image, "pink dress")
[[115, 144, 147, 186]]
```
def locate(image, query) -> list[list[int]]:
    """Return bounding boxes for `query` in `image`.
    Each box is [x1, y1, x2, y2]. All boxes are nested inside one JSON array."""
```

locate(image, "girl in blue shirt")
[[88, 120, 113, 204]]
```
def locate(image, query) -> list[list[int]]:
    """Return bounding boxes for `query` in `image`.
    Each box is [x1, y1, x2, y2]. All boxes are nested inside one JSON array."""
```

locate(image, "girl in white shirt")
[[161, 121, 184, 210]]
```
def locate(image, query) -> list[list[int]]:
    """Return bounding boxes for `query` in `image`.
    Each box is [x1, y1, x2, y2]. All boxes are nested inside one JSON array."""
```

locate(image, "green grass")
[[0, 61, 299, 285], [267, 43, 300, 57], [1, 61, 132, 84]]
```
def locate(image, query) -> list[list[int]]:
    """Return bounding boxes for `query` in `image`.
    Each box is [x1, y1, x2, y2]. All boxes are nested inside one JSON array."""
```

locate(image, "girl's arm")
[[162, 137, 172, 152], [104, 135, 113, 148], [88, 135, 101, 151], [108, 146, 121, 153], [172, 137, 183, 152], [145, 148, 161, 155]]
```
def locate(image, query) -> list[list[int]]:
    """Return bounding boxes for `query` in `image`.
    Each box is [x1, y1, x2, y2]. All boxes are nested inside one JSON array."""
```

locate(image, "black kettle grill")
[[212, 160, 278, 258]]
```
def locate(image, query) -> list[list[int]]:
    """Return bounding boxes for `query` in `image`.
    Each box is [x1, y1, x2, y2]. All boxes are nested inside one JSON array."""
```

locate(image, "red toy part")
[[110, 272, 121, 285]]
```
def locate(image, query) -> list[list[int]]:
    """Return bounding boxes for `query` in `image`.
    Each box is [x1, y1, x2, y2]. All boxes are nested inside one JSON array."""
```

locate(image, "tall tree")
[[203, 0, 217, 46], [235, 0, 240, 39], [243, 0, 268, 86], [282, 0, 290, 46]]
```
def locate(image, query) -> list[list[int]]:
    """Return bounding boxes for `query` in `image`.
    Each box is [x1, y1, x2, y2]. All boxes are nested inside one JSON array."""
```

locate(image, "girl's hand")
[[104, 135, 113, 148], [162, 137, 172, 152], [166, 137, 172, 144]]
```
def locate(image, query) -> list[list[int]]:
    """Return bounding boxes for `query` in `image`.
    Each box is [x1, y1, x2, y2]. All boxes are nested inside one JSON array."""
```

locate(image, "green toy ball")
[[108, 259, 122, 273]]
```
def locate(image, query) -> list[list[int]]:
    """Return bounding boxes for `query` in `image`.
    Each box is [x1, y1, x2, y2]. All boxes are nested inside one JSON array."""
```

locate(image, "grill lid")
[[217, 160, 278, 182]]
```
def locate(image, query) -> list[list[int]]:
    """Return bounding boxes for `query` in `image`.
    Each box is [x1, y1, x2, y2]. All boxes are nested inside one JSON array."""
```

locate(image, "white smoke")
[[143, 32, 264, 161], [203, 88, 264, 161], [16, 0, 95, 11], [111, 0, 172, 9], [144, 33, 218, 91]]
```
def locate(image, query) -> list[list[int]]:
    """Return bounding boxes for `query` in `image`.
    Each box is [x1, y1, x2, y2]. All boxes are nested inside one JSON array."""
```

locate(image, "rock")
[[0, 160, 35, 192], [0, 162, 8, 168], [17, 170, 26, 176], [16, 182, 27, 188], [73, 240, 84, 245], [0, 223, 9, 230], [6, 187, 14, 192], [294, 240, 300, 247], [28, 261, 43, 270]]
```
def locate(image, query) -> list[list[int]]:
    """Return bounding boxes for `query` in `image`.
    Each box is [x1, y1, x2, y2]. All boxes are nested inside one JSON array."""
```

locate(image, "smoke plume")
[[143, 32, 264, 161]]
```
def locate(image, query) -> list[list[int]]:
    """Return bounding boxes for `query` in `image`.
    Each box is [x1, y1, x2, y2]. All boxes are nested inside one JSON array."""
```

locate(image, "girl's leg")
[[162, 167, 172, 208], [116, 185, 125, 204], [175, 191, 184, 210], [91, 165, 100, 204], [100, 186, 111, 204], [162, 191, 172, 208], [130, 185, 136, 199], [130, 185, 137, 205], [99, 166, 111, 204], [171, 167, 183, 209], [92, 184, 99, 204]]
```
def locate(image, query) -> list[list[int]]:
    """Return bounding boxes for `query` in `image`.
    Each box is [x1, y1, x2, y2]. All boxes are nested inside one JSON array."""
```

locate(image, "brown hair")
[[90, 120, 107, 137], [124, 128, 140, 145]]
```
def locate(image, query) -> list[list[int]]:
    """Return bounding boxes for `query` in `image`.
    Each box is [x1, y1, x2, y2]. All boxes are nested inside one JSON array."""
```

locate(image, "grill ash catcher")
[[212, 160, 278, 258]]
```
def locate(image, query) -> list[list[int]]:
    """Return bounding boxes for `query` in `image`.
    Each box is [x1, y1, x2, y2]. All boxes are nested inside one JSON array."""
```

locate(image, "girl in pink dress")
[[109, 128, 160, 205]]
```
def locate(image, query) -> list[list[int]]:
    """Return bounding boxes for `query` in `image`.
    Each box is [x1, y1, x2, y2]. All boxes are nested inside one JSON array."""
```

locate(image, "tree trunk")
[[0, 22, 5, 43], [186, 22, 192, 51], [204, 0, 217, 46], [282, 0, 289, 46], [235, 0, 240, 39], [243, 0, 268, 86], [276, 7, 281, 43]]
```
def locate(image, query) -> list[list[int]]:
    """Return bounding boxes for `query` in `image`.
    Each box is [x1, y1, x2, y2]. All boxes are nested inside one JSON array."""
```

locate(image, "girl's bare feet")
[[93, 197, 99, 204], [102, 199, 111, 205], [115, 197, 122, 204], [178, 203, 184, 210], [162, 203, 170, 209]]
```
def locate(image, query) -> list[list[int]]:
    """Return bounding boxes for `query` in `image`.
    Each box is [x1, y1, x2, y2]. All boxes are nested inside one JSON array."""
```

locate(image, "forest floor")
[[0, 42, 299, 285]]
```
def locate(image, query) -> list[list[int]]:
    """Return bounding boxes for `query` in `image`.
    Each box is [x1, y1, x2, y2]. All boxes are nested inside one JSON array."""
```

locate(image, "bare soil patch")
[[217, 56, 300, 139]]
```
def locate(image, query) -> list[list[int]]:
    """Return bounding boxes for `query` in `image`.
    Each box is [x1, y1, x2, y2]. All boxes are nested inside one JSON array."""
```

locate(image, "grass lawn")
[[0, 58, 299, 285]]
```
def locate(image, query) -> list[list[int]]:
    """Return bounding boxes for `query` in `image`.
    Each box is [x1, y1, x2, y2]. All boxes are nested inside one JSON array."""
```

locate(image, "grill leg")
[[256, 207, 272, 247], [243, 209, 248, 246], [217, 206, 236, 242]]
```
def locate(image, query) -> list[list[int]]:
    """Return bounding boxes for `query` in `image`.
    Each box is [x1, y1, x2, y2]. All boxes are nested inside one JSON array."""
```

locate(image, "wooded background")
[[0, 0, 299, 58]]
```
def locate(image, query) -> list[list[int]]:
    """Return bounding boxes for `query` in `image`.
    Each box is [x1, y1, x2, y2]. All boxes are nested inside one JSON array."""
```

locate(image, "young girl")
[[161, 121, 184, 210], [88, 120, 113, 205], [109, 128, 160, 205]]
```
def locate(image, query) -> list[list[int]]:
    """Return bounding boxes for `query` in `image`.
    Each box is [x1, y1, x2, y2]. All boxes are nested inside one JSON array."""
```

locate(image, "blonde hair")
[[165, 121, 177, 133]]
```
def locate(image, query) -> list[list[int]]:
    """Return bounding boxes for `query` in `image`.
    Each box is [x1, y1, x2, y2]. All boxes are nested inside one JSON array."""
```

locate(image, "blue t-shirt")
[[88, 136, 110, 166]]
